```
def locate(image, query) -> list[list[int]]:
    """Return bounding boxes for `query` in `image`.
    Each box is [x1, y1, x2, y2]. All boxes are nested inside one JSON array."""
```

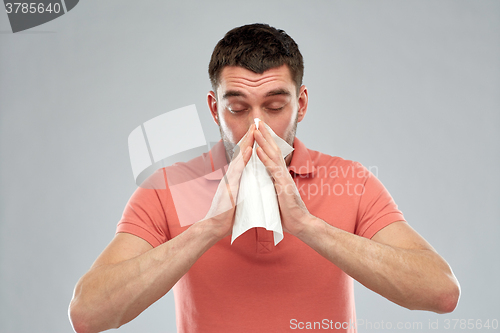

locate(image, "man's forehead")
[[217, 65, 295, 94]]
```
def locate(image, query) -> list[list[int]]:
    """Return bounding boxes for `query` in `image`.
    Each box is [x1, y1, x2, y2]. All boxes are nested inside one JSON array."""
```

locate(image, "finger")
[[225, 145, 252, 193], [232, 124, 255, 161], [254, 129, 282, 164], [230, 124, 254, 171], [242, 123, 256, 149], [256, 144, 293, 189], [219, 146, 249, 209], [256, 146, 281, 177], [242, 146, 252, 165], [227, 146, 249, 176], [256, 121, 279, 151]]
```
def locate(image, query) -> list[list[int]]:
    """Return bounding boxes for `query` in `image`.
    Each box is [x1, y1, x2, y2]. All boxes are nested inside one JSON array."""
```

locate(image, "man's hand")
[[202, 124, 255, 240], [253, 121, 311, 236]]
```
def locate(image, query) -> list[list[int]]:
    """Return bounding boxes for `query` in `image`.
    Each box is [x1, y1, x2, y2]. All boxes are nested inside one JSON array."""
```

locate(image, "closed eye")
[[228, 107, 247, 113], [228, 108, 246, 113]]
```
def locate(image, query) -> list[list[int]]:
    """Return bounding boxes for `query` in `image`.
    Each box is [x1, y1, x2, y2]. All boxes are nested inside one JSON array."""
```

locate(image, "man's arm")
[[254, 122, 460, 313], [69, 223, 220, 333], [297, 219, 460, 313]]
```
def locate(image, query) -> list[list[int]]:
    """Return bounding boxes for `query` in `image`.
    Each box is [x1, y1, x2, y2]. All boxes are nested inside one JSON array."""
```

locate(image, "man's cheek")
[[220, 126, 240, 145]]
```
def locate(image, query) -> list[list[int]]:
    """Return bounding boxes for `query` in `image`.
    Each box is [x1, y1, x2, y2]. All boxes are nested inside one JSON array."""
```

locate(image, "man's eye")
[[267, 106, 284, 112], [229, 108, 246, 113]]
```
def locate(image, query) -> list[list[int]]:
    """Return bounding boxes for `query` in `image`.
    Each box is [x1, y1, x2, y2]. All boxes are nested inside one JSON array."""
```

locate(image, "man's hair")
[[208, 23, 304, 92]]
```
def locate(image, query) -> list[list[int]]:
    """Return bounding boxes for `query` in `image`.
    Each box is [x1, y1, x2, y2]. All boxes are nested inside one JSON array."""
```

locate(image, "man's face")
[[208, 64, 308, 161]]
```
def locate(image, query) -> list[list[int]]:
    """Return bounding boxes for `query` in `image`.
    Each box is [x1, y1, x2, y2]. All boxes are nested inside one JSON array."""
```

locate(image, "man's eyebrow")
[[265, 89, 291, 97], [222, 89, 291, 99], [222, 90, 246, 99]]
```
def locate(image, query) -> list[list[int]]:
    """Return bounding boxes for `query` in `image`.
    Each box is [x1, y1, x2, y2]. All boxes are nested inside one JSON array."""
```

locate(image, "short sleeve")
[[117, 172, 173, 247], [355, 171, 405, 239]]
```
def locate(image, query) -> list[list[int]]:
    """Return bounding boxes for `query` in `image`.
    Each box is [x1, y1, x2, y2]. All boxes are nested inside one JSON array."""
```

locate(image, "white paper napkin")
[[231, 119, 294, 245]]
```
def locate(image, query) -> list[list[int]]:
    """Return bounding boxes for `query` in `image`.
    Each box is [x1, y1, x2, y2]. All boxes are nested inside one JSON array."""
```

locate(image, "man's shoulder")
[[296, 138, 370, 179], [138, 152, 212, 190], [296, 139, 366, 170]]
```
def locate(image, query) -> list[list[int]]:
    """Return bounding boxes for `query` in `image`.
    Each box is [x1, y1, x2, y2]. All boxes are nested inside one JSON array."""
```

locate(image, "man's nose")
[[248, 108, 266, 125]]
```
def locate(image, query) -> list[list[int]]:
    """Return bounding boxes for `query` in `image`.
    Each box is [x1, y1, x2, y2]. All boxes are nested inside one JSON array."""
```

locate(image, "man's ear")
[[297, 85, 308, 123], [207, 91, 219, 125]]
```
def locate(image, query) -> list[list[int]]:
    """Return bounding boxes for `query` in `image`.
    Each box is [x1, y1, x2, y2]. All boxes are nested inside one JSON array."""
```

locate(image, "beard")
[[218, 111, 299, 163]]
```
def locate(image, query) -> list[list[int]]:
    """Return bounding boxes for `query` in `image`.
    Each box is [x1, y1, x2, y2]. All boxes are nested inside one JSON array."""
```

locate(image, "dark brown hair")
[[208, 23, 304, 92]]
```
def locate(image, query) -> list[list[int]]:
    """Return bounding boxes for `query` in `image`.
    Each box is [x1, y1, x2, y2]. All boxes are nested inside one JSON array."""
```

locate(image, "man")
[[69, 24, 460, 333]]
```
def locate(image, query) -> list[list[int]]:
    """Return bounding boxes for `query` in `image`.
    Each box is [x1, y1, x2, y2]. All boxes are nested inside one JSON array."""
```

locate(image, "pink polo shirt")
[[117, 138, 405, 332]]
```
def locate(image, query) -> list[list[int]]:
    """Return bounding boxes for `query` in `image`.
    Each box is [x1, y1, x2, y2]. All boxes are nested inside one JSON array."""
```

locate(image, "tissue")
[[231, 119, 294, 245]]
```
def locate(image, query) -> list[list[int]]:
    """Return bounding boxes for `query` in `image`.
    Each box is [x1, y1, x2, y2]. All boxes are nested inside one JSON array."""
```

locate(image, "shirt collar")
[[288, 137, 315, 176]]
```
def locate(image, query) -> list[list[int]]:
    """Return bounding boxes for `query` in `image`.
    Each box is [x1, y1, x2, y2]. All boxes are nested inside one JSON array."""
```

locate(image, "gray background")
[[1, 1, 498, 332]]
